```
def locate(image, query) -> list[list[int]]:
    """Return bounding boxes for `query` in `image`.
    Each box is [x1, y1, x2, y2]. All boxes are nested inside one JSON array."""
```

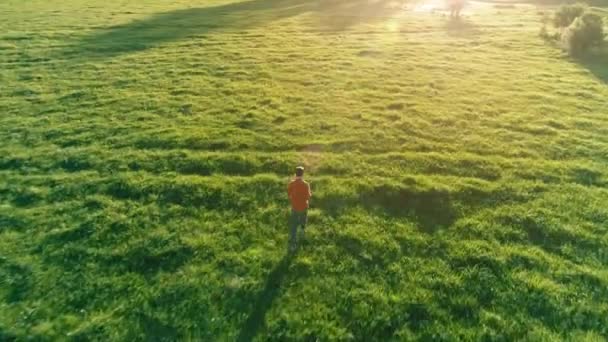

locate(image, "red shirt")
[[288, 178, 312, 211]]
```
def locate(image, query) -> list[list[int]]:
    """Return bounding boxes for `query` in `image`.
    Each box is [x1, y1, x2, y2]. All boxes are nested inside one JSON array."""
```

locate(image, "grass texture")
[[1, 0, 608, 340]]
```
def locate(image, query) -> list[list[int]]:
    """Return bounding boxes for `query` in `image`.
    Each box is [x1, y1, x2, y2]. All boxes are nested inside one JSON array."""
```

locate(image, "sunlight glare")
[[385, 19, 401, 32], [411, 0, 445, 13]]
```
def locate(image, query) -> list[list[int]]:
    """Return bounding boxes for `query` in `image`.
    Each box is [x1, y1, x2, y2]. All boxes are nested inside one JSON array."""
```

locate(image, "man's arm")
[[306, 183, 312, 200]]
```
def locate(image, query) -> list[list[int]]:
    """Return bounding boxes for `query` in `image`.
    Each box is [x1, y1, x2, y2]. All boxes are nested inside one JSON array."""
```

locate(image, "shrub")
[[553, 3, 587, 28], [539, 11, 553, 39], [562, 13, 605, 55]]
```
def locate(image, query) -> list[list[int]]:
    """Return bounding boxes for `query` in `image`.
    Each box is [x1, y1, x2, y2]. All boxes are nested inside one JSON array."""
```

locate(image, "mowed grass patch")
[[1, 0, 608, 340]]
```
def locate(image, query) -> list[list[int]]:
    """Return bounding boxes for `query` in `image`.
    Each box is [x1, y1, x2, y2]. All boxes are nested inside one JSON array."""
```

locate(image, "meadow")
[[1, 0, 608, 340]]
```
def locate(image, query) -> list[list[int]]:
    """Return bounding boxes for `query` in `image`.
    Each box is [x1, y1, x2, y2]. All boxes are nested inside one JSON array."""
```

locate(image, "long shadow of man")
[[237, 252, 295, 342]]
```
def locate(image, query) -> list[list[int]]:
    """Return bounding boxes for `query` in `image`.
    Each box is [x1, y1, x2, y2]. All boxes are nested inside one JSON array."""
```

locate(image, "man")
[[287, 166, 312, 253], [448, 0, 465, 17]]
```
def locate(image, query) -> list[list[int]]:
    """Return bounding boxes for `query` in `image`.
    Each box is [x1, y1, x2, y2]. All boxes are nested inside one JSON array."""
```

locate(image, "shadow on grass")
[[575, 50, 608, 85], [544, 38, 608, 86], [66, 0, 404, 58], [237, 253, 295, 342], [318, 185, 457, 233], [137, 313, 180, 341], [0, 258, 31, 304], [571, 166, 606, 187], [41, 221, 196, 277], [362, 186, 456, 233], [335, 235, 392, 268], [444, 16, 479, 37], [69, 0, 309, 58]]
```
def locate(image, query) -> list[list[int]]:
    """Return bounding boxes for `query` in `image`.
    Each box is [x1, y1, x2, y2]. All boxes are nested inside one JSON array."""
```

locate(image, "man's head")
[[295, 166, 305, 178]]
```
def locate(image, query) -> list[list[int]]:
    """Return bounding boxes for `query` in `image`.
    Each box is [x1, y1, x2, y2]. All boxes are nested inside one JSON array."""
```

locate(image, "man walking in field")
[[287, 166, 312, 253], [447, 0, 466, 17]]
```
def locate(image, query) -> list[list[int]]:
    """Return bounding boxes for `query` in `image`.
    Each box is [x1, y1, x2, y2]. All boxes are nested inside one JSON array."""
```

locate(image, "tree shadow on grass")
[[62, 0, 307, 58], [359, 186, 457, 233], [315, 185, 457, 234], [575, 50, 608, 85], [66, 0, 405, 58], [236, 252, 295, 342], [571, 166, 606, 187], [543, 40, 608, 86]]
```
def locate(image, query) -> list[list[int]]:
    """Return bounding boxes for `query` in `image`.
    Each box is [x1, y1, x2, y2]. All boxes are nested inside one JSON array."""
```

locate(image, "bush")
[[553, 3, 587, 28], [562, 13, 605, 55]]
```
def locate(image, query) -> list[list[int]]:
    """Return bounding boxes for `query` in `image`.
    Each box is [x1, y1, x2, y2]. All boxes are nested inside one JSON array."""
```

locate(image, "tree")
[[562, 13, 605, 55], [553, 3, 586, 29]]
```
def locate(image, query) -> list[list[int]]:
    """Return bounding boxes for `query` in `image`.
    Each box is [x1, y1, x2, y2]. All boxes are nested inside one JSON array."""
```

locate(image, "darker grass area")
[[65, 0, 402, 58], [0, 259, 32, 304], [316, 180, 534, 234], [543, 40, 608, 85], [237, 253, 295, 342], [576, 50, 608, 85], [74, 0, 310, 57], [444, 16, 480, 38], [359, 185, 457, 233]]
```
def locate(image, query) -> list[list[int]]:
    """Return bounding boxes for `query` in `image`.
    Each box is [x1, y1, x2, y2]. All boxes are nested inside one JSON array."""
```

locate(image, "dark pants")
[[288, 209, 307, 250]]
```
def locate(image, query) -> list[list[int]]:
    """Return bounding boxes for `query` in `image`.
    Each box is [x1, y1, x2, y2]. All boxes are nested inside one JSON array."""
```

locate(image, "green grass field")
[[1, 0, 608, 340]]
